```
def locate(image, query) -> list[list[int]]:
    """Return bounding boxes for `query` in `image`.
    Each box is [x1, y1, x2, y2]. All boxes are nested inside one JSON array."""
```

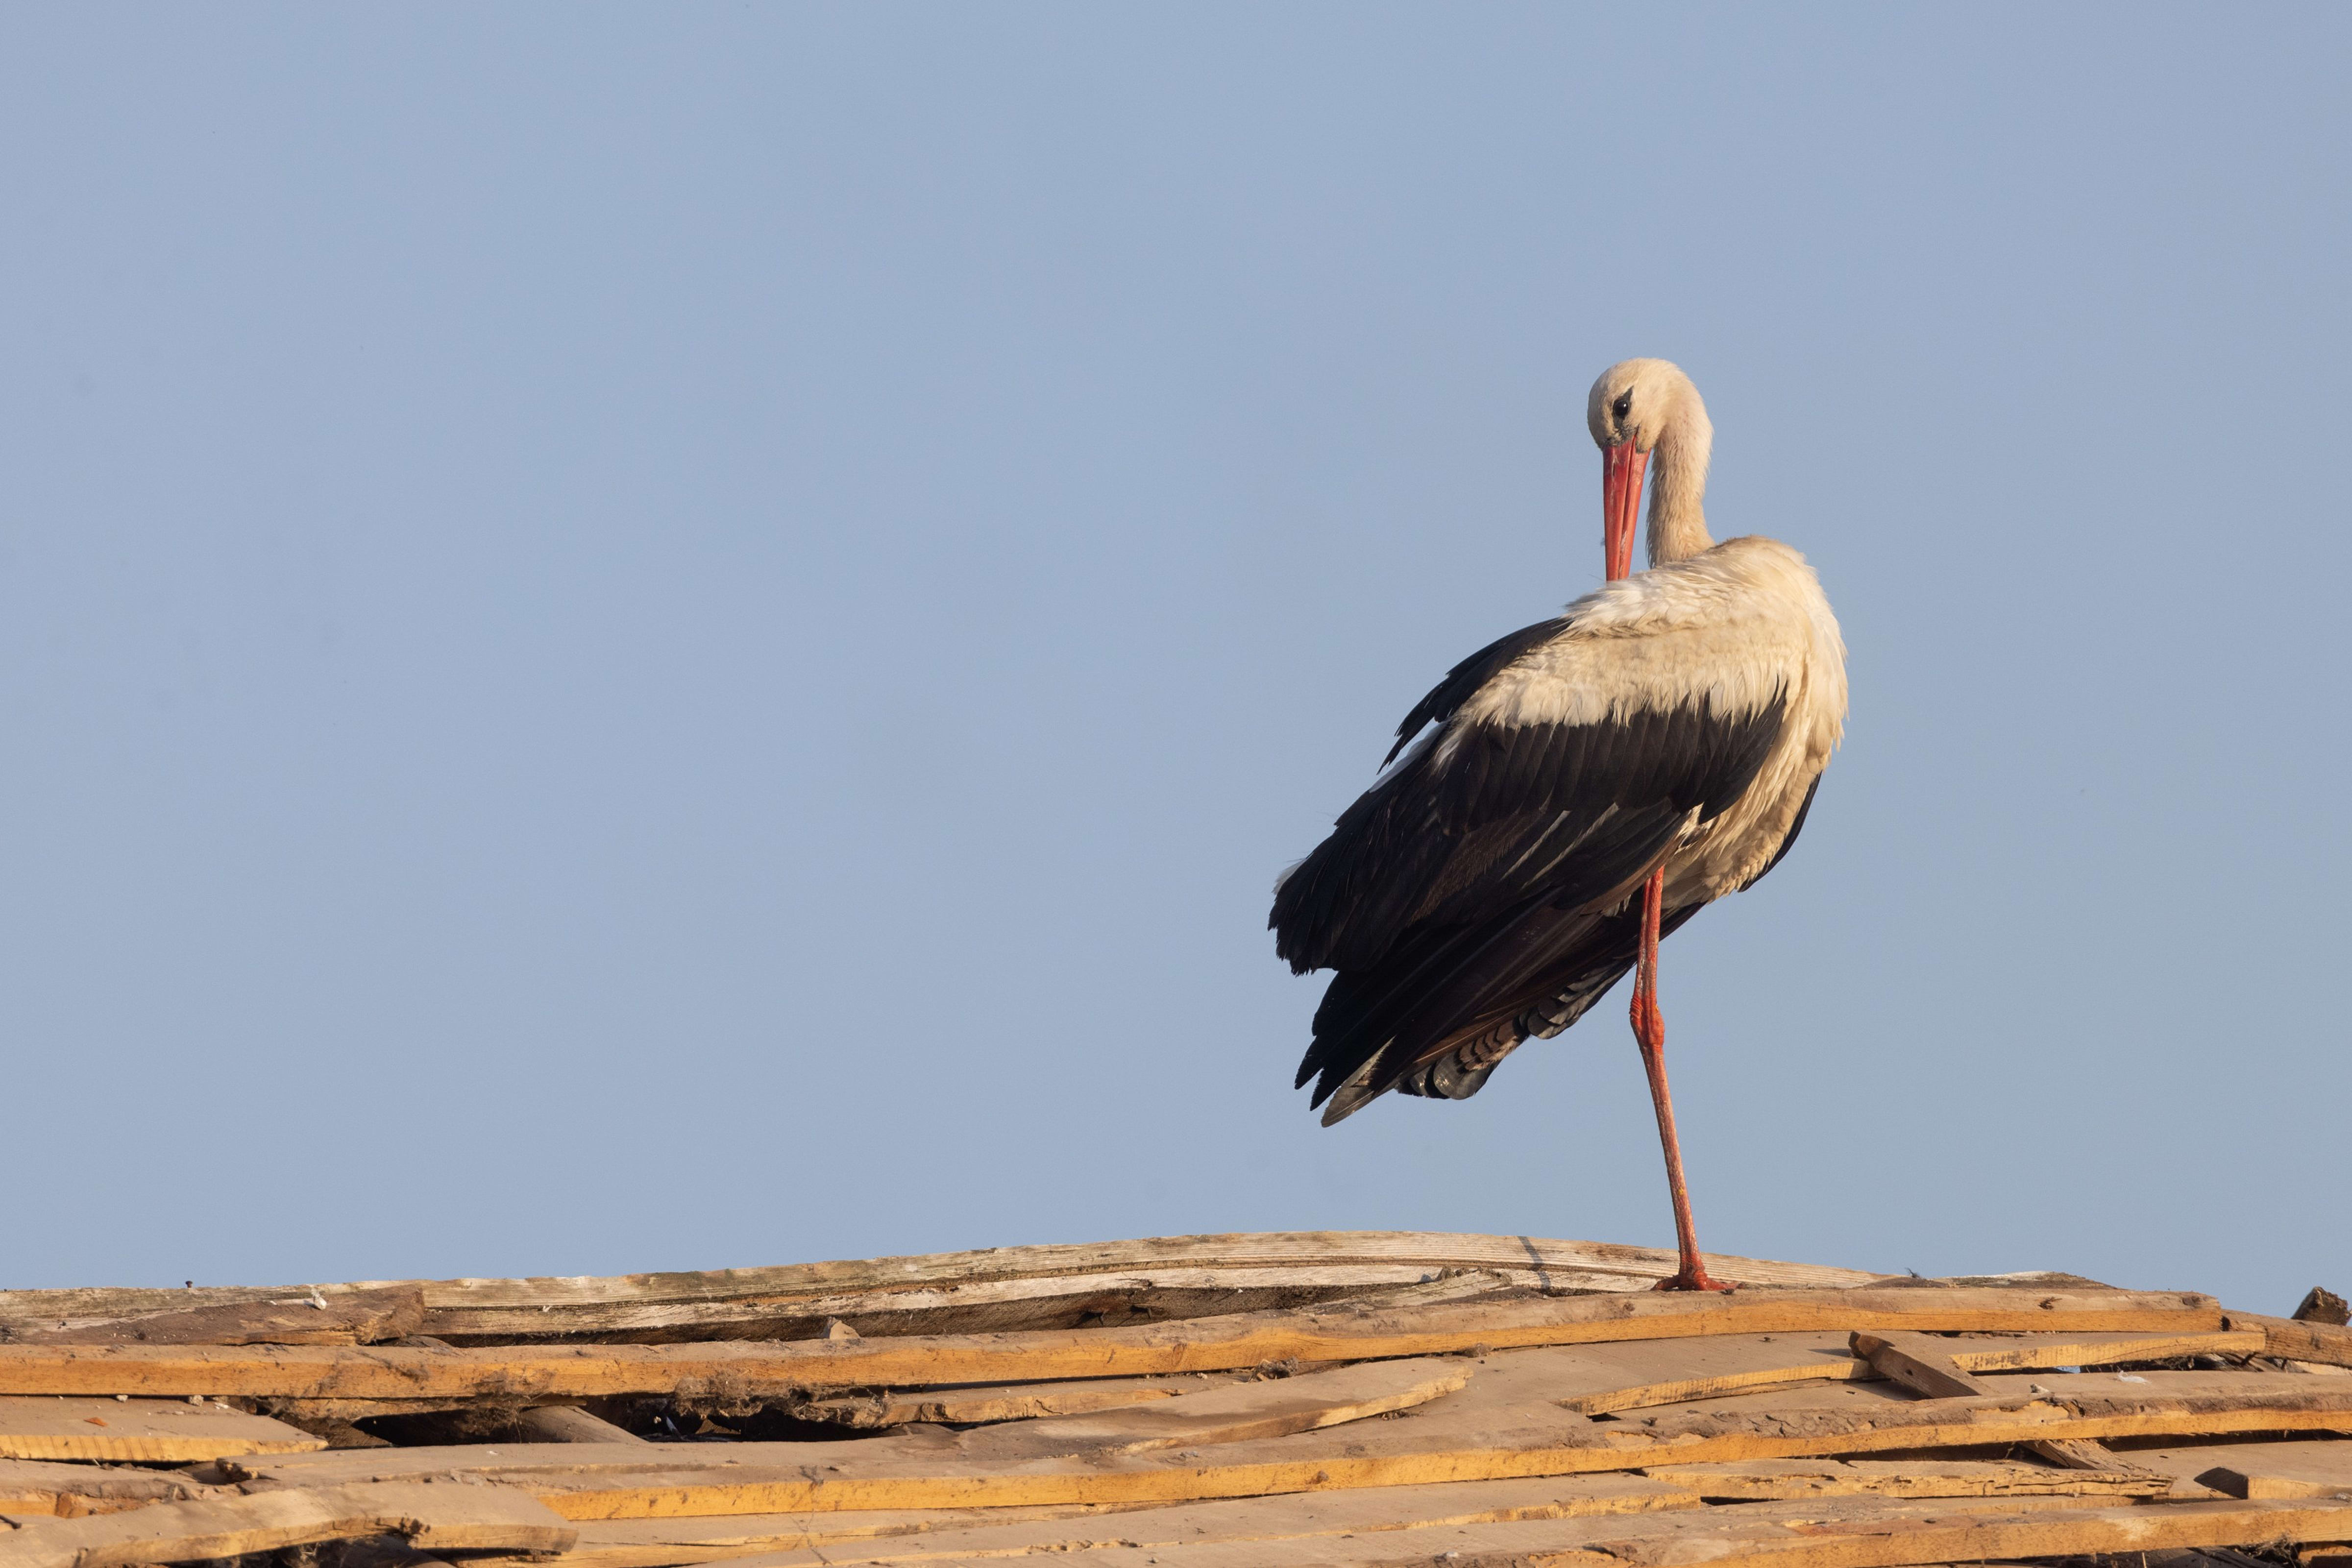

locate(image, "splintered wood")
[[0, 1234, 2342, 1568]]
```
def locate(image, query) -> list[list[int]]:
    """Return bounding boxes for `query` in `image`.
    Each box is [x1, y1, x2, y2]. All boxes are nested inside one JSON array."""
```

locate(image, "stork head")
[[1587, 358, 1710, 579]]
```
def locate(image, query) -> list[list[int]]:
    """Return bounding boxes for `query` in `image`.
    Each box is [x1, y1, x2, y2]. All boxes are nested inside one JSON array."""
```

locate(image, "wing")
[[1380, 615, 1573, 768], [1320, 894, 1709, 1122], [1271, 570, 1806, 1118]]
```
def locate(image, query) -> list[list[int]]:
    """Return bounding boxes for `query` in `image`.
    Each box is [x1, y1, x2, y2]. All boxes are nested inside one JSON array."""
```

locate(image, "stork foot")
[[1652, 1265, 1736, 1293]]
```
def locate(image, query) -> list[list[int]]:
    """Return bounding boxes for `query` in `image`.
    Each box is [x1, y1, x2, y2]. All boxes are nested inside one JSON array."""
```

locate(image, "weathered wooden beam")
[[1638, 1456, 2171, 1499], [949, 1357, 1469, 1460], [2233, 1310, 2352, 1369], [1944, 1328, 2266, 1371], [1851, 1330, 1995, 1398], [747, 1496, 2352, 1568], [3, 1289, 424, 1349], [0, 1397, 322, 1462], [1553, 1333, 1866, 1414], [2185, 1438, 2352, 1499], [788, 1372, 1250, 1428], [1559, 1329, 2265, 1419], [0, 1459, 223, 1519], [0, 1482, 575, 1568], [513, 1405, 649, 1445], [2028, 1436, 2143, 1471], [445, 1475, 1698, 1568]]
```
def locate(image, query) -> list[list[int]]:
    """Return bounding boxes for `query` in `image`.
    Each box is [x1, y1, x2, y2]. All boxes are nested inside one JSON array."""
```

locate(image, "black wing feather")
[[1272, 629, 1791, 1121], [1382, 616, 1572, 767]]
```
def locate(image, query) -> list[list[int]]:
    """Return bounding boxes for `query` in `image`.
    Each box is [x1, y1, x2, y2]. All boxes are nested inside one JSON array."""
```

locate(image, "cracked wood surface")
[[1, 1290, 425, 1350], [2235, 1311, 2352, 1370]]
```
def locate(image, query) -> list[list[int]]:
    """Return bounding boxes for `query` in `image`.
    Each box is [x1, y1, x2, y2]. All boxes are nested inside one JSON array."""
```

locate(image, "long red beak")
[[1603, 440, 1648, 582]]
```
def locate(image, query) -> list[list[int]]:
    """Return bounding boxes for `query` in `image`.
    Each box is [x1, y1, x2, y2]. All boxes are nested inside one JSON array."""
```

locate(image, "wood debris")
[[0, 1236, 2337, 1568]]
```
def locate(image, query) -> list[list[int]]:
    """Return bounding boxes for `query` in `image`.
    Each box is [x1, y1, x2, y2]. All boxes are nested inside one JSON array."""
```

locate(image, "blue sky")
[[0, 5, 2344, 1308]]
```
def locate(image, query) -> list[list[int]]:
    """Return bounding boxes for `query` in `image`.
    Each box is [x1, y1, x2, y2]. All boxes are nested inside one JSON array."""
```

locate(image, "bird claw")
[[1651, 1267, 1737, 1293]]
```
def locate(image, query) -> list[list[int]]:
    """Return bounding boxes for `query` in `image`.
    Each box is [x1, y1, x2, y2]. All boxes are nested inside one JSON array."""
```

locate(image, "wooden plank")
[[2121, 1440, 2352, 1500], [790, 1372, 1253, 1428], [468, 1475, 1697, 1568], [2300, 1289, 2352, 1327], [2027, 1437, 2143, 1472], [0, 1482, 577, 1568], [1555, 1329, 2264, 1418], [0, 1288, 2216, 1399], [0, 1235, 1879, 1345], [514, 1406, 650, 1445], [1851, 1331, 1993, 1398], [619, 1502, 2117, 1568], [214, 1363, 2352, 1520], [731, 1496, 2149, 1567], [2235, 1311, 2352, 1369], [6, 1289, 424, 1348], [0, 1460, 221, 1519], [1635, 1456, 2171, 1499], [0, 1397, 322, 1461], [2187, 1438, 2352, 1499], [1943, 1328, 2267, 1371], [950, 1357, 1471, 1459], [1552, 1334, 1865, 1414], [758, 1496, 2352, 1568], [437, 1504, 1182, 1568]]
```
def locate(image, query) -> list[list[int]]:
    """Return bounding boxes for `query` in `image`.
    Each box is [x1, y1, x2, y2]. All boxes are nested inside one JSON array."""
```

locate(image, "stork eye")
[[1611, 392, 1633, 421]]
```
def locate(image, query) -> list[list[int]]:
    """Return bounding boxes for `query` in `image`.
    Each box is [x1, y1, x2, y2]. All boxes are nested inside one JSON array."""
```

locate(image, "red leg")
[[1629, 868, 1732, 1293]]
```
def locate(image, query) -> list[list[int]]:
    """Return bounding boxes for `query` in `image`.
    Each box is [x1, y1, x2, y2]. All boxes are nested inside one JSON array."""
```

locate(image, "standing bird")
[[1270, 359, 1845, 1292]]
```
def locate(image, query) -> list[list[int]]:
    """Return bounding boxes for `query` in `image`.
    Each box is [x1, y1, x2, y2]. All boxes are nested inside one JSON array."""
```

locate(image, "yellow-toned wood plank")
[[0, 1397, 322, 1462], [953, 1356, 1470, 1459], [433, 1503, 1172, 1568], [1551, 1334, 1865, 1414], [468, 1475, 1695, 1568], [0, 1482, 575, 1568], [1851, 1331, 1994, 1399], [696, 1496, 2352, 1568], [2234, 1311, 2352, 1370], [1549, 1329, 2263, 1419], [0, 1458, 222, 1519], [790, 1373, 1247, 1429], [2181, 1438, 2352, 1499], [1636, 1456, 2171, 1500], [1944, 1328, 2266, 1371]]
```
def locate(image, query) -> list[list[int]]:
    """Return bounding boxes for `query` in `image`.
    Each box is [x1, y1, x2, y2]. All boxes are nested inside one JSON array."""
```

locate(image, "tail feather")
[[1302, 898, 1705, 1123]]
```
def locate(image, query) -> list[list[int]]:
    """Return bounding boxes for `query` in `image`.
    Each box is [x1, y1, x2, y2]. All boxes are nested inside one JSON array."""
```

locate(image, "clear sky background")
[[1, 6, 2344, 1309]]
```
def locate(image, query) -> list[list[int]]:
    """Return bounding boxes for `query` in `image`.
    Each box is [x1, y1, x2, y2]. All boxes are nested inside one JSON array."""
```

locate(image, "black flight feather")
[[1273, 647, 1793, 1122]]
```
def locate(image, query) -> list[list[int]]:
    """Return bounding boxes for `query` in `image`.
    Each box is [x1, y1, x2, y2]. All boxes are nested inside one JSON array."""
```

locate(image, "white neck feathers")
[[1646, 382, 1715, 567]]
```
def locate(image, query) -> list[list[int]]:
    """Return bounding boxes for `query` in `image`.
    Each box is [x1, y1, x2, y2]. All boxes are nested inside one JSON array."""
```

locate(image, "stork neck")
[[1645, 408, 1714, 566]]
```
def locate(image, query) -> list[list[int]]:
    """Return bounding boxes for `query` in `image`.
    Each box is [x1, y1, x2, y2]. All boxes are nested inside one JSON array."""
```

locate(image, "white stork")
[[1271, 358, 1846, 1291]]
